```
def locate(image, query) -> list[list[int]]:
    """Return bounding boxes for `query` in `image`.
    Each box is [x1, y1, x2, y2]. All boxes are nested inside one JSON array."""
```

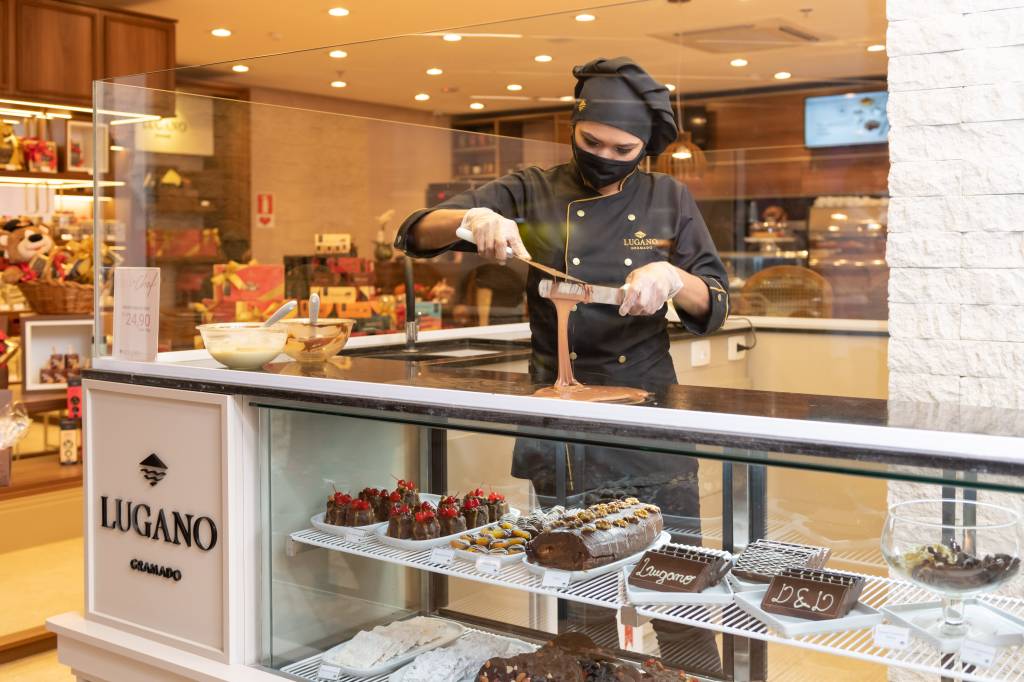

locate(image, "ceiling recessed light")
[[442, 33, 462, 42], [506, 84, 523, 91], [426, 67, 443, 76], [414, 93, 430, 101], [330, 80, 347, 88], [664, 83, 676, 92], [774, 71, 792, 80], [232, 64, 249, 73], [559, 95, 574, 102], [534, 54, 553, 63], [730, 58, 748, 67], [329, 49, 348, 59], [671, 150, 693, 160], [210, 28, 232, 38], [469, 102, 485, 110], [867, 43, 885, 52], [327, 7, 349, 17], [831, 213, 848, 221], [575, 13, 596, 22]]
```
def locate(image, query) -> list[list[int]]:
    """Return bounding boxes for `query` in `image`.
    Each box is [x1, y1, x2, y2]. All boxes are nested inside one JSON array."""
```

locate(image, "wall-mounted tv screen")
[[805, 91, 889, 148]]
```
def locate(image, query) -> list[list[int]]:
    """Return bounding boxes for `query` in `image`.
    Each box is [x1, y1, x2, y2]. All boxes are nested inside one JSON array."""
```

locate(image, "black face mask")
[[572, 139, 643, 189]]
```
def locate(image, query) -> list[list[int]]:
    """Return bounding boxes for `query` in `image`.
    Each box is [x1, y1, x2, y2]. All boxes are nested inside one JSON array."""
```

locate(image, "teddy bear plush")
[[1, 218, 54, 284]]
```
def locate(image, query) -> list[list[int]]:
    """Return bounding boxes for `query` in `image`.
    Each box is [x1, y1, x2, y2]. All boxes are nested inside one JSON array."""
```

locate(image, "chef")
[[396, 57, 727, 676], [395, 56, 728, 388]]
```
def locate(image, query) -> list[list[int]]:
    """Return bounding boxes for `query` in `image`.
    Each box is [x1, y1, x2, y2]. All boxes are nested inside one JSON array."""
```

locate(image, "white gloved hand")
[[460, 207, 531, 263], [619, 261, 684, 317]]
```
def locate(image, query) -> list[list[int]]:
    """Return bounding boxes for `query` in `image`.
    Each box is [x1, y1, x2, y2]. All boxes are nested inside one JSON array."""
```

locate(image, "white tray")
[[311, 494, 441, 539], [624, 568, 735, 606], [310, 512, 385, 539], [323, 618, 465, 677], [733, 587, 882, 638], [882, 600, 1024, 653], [453, 547, 527, 566], [374, 506, 520, 551], [524, 531, 671, 585], [388, 631, 537, 682], [727, 573, 770, 593]]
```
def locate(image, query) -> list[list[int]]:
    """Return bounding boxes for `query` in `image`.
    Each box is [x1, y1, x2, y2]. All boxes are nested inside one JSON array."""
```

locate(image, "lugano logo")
[[139, 453, 167, 486], [577, 99, 587, 112], [623, 229, 661, 250]]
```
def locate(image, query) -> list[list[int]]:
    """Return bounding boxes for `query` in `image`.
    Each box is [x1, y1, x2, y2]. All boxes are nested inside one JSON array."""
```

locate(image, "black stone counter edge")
[[84, 368, 1022, 479]]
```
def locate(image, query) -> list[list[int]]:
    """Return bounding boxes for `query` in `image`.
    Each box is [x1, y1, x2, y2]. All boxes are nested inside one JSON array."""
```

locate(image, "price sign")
[[542, 570, 572, 589], [475, 557, 502, 575], [873, 624, 910, 651], [316, 662, 342, 680], [428, 548, 454, 566], [113, 268, 160, 362], [960, 639, 997, 668]]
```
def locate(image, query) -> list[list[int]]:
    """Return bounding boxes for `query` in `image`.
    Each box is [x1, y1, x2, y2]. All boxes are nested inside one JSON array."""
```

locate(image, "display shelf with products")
[[287, 521, 1024, 682]]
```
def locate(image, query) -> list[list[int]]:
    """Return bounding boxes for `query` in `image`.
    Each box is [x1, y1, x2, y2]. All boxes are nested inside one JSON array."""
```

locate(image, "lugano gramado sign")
[[98, 453, 218, 558]]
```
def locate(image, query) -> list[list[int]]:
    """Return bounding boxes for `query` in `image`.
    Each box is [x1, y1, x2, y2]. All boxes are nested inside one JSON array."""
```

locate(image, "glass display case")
[[256, 396, 1024, 681]]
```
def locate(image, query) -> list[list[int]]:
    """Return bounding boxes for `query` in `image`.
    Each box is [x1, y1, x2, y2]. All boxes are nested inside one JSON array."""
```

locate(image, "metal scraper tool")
[[538, 278, 628, 306], [455, 226, 588, 284]]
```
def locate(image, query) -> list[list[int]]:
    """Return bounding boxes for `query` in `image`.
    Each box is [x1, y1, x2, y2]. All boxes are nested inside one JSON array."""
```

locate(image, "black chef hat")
[[571, 56, 678, 156]]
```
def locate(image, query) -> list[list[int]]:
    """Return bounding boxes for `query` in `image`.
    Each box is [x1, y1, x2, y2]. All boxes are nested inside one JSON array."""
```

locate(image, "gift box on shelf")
[[211, 261, 284, 304], [284, 255, 375, 300]]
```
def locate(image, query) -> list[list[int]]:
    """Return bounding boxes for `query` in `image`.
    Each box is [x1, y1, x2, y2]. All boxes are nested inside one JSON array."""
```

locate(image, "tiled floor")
[[0, 651, 73, 681]]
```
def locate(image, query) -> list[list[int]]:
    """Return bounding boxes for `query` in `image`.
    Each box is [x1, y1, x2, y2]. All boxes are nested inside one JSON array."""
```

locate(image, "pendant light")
[[654, 87, 707, 179]]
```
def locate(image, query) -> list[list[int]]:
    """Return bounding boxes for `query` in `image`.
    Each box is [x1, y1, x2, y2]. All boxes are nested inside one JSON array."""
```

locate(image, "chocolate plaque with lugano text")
[[760, 568, 865, 621], [628, 546, 728, 593]]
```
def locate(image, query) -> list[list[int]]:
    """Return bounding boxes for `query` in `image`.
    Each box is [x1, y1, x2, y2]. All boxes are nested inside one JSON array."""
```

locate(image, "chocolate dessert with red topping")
[[396, 479, 420, 507], [438, 504, 467, 536], [325, 491, 351, 526], [462, 497, 485, 529], [412, 509, 441, 541], [463, 487, 485, 508], [387, 503, 413, 539], [372, 488, 391, 522], [346, 498, 375, 527], [486, 491, 510, 523]]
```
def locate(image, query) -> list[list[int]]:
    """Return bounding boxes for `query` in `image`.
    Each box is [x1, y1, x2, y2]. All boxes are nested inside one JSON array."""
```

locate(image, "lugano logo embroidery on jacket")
[[623, 230, 665, 250]]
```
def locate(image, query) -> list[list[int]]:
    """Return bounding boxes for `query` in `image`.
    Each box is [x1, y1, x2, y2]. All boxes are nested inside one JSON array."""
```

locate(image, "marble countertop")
[[85, 324, 1023, 483]]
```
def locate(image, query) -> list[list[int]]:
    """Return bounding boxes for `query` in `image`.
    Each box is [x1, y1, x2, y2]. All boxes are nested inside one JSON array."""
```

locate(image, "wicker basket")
[[18, 278, 93, 314]]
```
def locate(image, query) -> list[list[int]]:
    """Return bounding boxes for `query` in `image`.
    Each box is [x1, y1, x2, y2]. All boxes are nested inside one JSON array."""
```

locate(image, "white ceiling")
[[94, 0, 888, 114]]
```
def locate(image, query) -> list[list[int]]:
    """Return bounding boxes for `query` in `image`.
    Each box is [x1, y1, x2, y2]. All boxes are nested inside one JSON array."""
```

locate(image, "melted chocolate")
[[535, 282, 650, 404]]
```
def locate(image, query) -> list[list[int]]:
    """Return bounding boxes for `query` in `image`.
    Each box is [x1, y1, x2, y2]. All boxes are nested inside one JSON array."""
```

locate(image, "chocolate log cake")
[[526, 498, 664, 571]]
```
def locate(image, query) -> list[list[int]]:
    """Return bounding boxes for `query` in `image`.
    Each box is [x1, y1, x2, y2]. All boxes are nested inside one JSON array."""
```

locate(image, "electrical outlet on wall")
[[728, 335, 747, 361], [690, 339, 711, 367]]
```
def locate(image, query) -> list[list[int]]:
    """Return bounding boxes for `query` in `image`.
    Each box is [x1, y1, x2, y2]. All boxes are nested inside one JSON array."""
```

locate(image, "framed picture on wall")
[[66, 121, 109, 174]]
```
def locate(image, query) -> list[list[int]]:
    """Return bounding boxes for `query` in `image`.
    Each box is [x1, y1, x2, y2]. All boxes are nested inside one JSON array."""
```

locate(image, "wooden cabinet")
[[15, 0, 98, 100], [0, 0, 10, 92], [103, 13, 175, 84], [3, 0, 175, 105]]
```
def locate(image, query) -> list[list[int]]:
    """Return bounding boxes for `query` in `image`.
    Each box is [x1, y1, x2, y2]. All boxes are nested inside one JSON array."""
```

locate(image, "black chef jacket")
[[396, 161, 729, 499], [395, 161, 730, 389]]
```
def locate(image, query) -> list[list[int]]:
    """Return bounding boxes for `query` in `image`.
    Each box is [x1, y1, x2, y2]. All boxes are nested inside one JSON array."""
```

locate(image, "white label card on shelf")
[[428, 548, 454, 566], [873, 624, 910, 650], [340, 529, 368, 543], [542, 570, 572, 588], [475, 557, 502, 575], [316, 662, 343, 681], [960, 639, 997, 668]]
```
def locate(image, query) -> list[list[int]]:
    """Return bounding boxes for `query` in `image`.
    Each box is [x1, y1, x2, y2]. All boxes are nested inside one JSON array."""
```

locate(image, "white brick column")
[[887, 0, 1024, 407]]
